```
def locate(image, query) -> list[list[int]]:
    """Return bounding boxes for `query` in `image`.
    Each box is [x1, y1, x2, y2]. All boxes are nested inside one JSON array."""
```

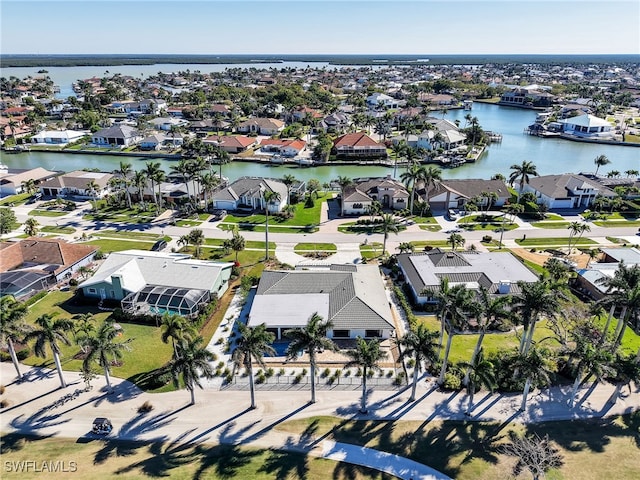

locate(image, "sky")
[[1, 0, 639, 55]]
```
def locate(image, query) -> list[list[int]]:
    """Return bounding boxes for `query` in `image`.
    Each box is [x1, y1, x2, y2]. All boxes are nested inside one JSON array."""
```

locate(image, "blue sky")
[[1, 1, 638, 55]]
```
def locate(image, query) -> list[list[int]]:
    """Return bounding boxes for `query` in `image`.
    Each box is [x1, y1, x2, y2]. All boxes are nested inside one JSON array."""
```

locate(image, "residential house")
[[0, 166, 59, 196], [522, 173, 617, 209], [499, 87, 555, 108], [38, 170, 113, 198], [333, 132, 387, 158], [574, 247, 640, 300], [91, 125, 141, 147], [259, 138, 306, 157], [321, 112, 350, 133], [211, 177, 288, 212], [291, 106, 323, 123], [237, 118, 285, 135], [0, 238, 97, 299], [342, 176, 409, 215], [366, 93, 399, 109], [248, 264, 395, 340], [559, 114, 614, 138], [396, 249, 538, 305], [80, 250, 233, 317], [426, 179, 510, 211], [148, 117, 190, 131], [203, 135, 256, 154], [31, 129, 89, 145]]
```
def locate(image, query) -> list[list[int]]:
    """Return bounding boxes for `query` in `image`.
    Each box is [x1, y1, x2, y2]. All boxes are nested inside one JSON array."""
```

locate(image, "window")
[[333, 329, 350, 338], [365, 330, 382, 338], [88, 288, 97, 294]]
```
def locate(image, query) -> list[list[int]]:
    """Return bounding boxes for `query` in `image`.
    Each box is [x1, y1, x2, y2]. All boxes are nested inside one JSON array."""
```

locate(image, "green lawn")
[[594, 220, 640, 227], [419, 224, 443, 232], [0, 434, 392, 480], [222, 199, 323, 228], [175, 219, 202, 227], [204, 237, 275, 250], [40, 225, 76, 234], [27, 209, 68, 217], [0, 192, 31, 206], [530, 221, 572, 229], [83, 239, 155, 253], [276, 414, 640, 480], [337, 222, 407, 235], [360, 242, 384, 259], [515, 237, 597, 246], [410, 240, 456, 249], [294, 243, 337, 253], [93, 230, 169, 241], [220, 223, 318, 234]]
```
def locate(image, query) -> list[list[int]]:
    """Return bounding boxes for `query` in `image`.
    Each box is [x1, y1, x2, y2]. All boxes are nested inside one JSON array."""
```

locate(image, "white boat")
[[296, 157, 315, 166], [463, 100, 473, 110], [270, 155, 284, 164]]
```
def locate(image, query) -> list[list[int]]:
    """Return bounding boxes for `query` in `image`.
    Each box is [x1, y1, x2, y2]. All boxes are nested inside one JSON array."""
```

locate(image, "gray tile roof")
[[212, 177, 288, 204], [527, 174, 616, 200], [428, 179, 510, 200]]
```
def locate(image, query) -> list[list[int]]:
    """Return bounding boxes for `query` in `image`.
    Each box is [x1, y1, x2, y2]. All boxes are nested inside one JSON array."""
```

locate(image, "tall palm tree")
[[609, 354, 640, 405], [516, 347, 556, 411], [199, 172, 219, 212], [567, 333, 614, 408], [421, 165, 442, 204], [25, 314, 73, 388], [169, 336, 214, 405], [187, 228, 205, 258], [438, 285, 474, 385], [232, 323, 276, 409], [21, 178, 36, 195], [262, 189, 281, 260], [226, 227, 246, 263], [344, 337, 385, 414], [593, 154, 610, 176], [144, 162, 163, 214], [170, 158, 192, 204], [0, 296, 31, 380], [212, 146, 230, 180], [281, 174, 297, 204], [73, 312, 95, 354], [396, 324, 439, 401], [284, 313, 338, 403], [336, 176, 353, 217], [567, 222, 591, 253], [459, 348, 496, 415], [596, 263, 640, 348], [23, 217, 39, 237], [400, 163, 425, 213], [132, 170, 147, 209], [116, 161, 133, 208], [447, 232, 465, 251], [380, 213, 400, 255], [161, 313, 197, 358], [508, 160, 538, 201], [86, 180, 100, 212], [390, 140, 407, 179], [81, 320, 132, 392]]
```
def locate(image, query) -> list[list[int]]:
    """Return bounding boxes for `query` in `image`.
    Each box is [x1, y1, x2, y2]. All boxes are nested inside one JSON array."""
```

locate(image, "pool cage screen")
[[121, 285, 210, 318]]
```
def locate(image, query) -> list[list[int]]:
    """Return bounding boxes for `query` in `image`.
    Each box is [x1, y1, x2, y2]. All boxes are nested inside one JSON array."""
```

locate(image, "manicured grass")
[[93, 230, 169, 241], [83, 239, 155, 253], [419, 224, 443, 232], [179, 246, 273, 270], [337, 222, 407, 235], [410, 240, 454, 249], [294, 243, 337, 253], [461, 222, 518, 232], [28, 209, 68, 217], [40, 225, 76, 234], [276, 414, 640, 480], [530, 221, 571, 229], [220, 223, 318, 234], [509, 252, 546, 276], [204, 237, 275, 250], [223, 200, 323, 228], [515, 237, 597, 246], [0, 434, 392, 480], [175, 219, 202, 227], [0, 192, 31, 206], [360, 242, 384, 259], [594, 220, 640, 227]]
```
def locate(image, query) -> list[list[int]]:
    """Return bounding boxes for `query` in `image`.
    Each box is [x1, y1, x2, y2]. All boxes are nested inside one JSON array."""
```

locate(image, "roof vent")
[[446, 253, 454, 258]]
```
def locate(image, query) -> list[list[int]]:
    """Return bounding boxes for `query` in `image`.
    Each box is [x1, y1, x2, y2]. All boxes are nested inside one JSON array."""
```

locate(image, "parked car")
[[446, 209, 459, 221], [209, 209, 227, 221], [151, 239, 167, 251], [92, 417, 112, 435]]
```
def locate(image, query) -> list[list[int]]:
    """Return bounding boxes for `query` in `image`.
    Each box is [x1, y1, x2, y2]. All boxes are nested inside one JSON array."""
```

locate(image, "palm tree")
[[23, 217, 39, 237], [508, 160, 539, 201], [516, 347, 556, 411], [21, 178, 36, 195], [262, 189, 281, 260], [344, 337, 385, 414], [284, 313, 338, 403], [567, 222, 591, 253], [0, 296, 31, 380], [596, 263, 640, 348], [437, 285, 474, 385], [397, 242, 415, 254], [187, 228, 205, 258], [132, 170, 147, 209], [390, 140, 407, 179], [459, 348, 496, 415], [396, 324, 439, 401], [380, 213, 400, 255], [199, 172, 220, 212], [81, 320, 132, 392], [161, 313, 197, 358], [116, 161, 133, 208], [144, 162, 163, 214], [336, 176, 353, 217], [593, 154, 610, 176], [609, 354, 640, 405], [400, 163, 425, 214], [170, 158, 192, 204], [212, 146, 230, 180], [567, 333, 614, 408], [421, 165, 442, 204], [73, 312, 95, 354], [25, 313, 73, 388], [447, 232, 465, 251], [169, 336, 214, 405], [232, 323, 276, 409], [86, 180, 100, 212], [227, 227, 246, 263], [281, 174, 297, 204]]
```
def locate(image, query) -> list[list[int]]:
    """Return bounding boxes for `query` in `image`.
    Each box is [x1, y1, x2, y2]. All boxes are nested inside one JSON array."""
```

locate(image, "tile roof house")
[[0, 238, 97, 299], [248, 264, 395, 340], [38, 170, 113, 199], [237, 118, 285, 135], [574, 247, 640, 300], [396, 249, 538, 305], [259, 138, 307, 157], [211, 176, 288, 212], [203, 135, 256, 153], [522, 173, 617, 209], [91, 125, 141, 147], [342, 176, 409, 215], [80, 250, 233, 317], [30, 129, 89, 145], [559, 114, 614, 138], [333, 133, 387, 158], [426, 179, 510, 211], [0, 166, 59, 196]]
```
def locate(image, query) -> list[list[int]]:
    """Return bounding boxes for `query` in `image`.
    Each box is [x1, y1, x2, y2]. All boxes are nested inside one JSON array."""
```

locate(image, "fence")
[[221, 373, 406, 391]]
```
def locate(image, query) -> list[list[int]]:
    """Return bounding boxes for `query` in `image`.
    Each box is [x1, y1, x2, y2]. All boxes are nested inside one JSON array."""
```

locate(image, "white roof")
[[31, 129, 88, 140], [560, 114, 611, 128], [249, 294, 329, 328]]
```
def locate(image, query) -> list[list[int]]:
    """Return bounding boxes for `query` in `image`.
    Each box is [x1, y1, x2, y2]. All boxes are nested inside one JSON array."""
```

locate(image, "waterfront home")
[[203, 134, 256, 153], [0, 166, 59, 196], [418, 93, 457, 106], [38, 170, 113, 199], [426, 179, 510, 211], [522, 173, 617, 209], [320, 112, 350, 133], [259, 138, 306, 157], [211, 176, 288, 212], [559, 114, 614, 139], [237, 117, 285, 135], [332, 132, 387, 158], [0, 238, 97, 300], [248, 264, 395, 340], [0, 115, 32, 139], [499, 86, 555, 108], [396, 249, 538, 305], [189, 118, 230, 134], [574, 247, 640, 300], [30, 129, 89, 145], [342, 176, 409, 215], [147, 117, 190, 131], [91, 125, 141, 147], [366, 92, 400, 109], [80, 250, 233, 316]]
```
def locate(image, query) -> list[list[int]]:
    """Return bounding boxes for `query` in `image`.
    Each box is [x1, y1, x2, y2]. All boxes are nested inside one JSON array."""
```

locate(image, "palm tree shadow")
[[115, 436, 201, 477], [192, 443, 261, 480]]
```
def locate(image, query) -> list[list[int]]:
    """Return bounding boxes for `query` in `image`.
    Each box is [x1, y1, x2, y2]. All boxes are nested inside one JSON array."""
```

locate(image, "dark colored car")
[[151, 239, 167, 251], [92, 417, 112, 435]]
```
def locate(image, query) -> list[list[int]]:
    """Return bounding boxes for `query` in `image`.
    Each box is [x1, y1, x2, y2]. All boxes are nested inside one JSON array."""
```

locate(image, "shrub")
[[217, 361, 225, 369], [0, 385, 5, 394], [321, 368, 331, 378], [343, 369, 351, 377], [69, 278, 78, 287], [256, 371, 266, 384], [482, 235, 493, 243], [293, 373, 303, 384], [16, 349, 29, 361], [443, 372, 462, 391], [24, 291, 47, 306], [278, 368, 285, 376], [386, 370, 394, 378], [407, 358, 416, 368], [0, 400, 9, 408], [394, 371, 406, 386], [137, 401, 154, 414], [301, 368, 308, 376], [94, 250, 105, 260], [225, 374, 233, 384]]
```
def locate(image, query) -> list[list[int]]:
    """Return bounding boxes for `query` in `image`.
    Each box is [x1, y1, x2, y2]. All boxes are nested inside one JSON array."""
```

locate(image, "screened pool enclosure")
[[121, 285, 210, 318]]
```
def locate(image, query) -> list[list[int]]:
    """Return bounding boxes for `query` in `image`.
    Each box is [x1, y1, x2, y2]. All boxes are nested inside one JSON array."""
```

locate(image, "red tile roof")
[[333, 132, 382, 148]]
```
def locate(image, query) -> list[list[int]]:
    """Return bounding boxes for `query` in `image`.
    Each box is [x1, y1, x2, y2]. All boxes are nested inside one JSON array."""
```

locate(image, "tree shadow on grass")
[[0, 433, 54, 453], [259, 448, 309, 480], [115, 437, 200, 477], [332, 462, 397, 480], [192, 444, 261, 480]]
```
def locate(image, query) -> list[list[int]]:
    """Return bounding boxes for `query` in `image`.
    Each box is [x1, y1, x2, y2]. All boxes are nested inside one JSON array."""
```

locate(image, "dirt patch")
[[510, 247, 594, 269]]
